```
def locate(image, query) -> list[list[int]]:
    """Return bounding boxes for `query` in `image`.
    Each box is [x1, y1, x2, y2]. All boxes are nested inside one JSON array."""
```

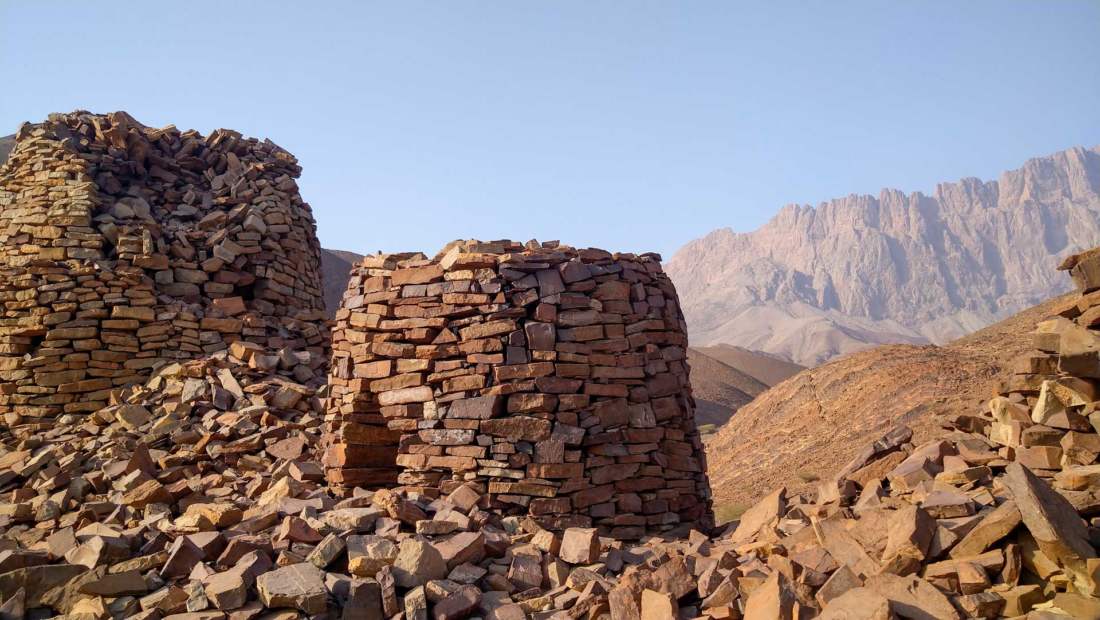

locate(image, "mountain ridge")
[[667, 145, 1100, 365], [691, 343, 805, 386]]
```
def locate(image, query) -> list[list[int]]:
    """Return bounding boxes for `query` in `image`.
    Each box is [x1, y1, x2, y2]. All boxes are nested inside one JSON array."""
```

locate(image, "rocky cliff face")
[[667, 146, 1100, 366]]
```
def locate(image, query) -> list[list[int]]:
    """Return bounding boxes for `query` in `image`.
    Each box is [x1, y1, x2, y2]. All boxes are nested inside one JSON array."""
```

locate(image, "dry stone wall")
[[324, 239, 713, 538], [0, 111, 328, 424]]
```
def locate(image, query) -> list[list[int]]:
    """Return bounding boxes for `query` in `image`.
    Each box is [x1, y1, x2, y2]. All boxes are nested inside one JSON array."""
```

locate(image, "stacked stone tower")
[[324, 239, 713, 538], [0, 111, 328, 424]]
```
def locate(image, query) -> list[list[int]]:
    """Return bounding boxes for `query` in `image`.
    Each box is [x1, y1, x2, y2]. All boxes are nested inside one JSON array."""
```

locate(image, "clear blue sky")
[[3, 2, 1098, 259]]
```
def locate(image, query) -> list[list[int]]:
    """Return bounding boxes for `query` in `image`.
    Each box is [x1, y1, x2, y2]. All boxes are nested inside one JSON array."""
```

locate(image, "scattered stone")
[[431, 584, 480, 620], [560, 528, 600, 564], [348, 536, 398, 577], [1003, 461, 1097, 594], [392, 539, 447, 588], [256, 563, 327, 615], [204, 571, 248, 610]]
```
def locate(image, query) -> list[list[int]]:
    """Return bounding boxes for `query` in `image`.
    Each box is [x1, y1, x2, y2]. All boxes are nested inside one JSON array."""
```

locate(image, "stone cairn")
[[0, 111, 329, 425], [324, 239, 713, 538]]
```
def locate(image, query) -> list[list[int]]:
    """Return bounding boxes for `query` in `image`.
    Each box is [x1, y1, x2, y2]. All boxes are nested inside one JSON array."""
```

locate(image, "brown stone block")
[[441, 374, 486, 393], [493, 361, 555, 381], [572, 484, 614, 508], [528, 463, 583, 479], [377, 385, 433, 405], [342, 422, 403, 445], [354, 360, 392, 379], [481, 416, 552, 442], [489, 481, 558, 497], [369, 372, 424, 393], [391, 264, 444, 286], [446, 395, 503, 419], [426, 455, 478, 470], [323, 444, 399, 468], [507, 393, 558, 413], [530, 497, 572, 514], [327, 467, 401, 487]]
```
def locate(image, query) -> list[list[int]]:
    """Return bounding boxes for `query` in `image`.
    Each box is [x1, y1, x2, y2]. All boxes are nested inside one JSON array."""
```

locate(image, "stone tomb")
[[0, 111, 328, 424], [324, 239, 713, 538]]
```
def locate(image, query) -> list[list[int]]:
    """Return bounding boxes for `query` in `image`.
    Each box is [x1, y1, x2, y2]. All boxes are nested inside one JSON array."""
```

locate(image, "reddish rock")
[[560, 528, 600, 565]]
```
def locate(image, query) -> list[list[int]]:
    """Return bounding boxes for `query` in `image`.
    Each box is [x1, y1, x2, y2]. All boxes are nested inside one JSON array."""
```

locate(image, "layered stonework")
[[0, 111, 328, 424], [324, 239, 713, 538]]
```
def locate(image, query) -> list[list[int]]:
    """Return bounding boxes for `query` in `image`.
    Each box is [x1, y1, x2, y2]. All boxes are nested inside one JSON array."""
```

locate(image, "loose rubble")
[[324, 240, 713, 539]]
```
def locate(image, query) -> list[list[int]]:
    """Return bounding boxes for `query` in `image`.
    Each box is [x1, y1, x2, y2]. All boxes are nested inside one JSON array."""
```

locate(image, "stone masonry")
[[0, 111, 328, 424], [324, 239, 713, 538]]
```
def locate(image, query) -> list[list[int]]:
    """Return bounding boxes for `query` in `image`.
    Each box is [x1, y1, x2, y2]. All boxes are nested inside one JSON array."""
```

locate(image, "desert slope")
[[686, 348, 767, 427], [691, 343, 804, 386], [705, 292, 1071, 507], [668, 146, 1100, 366]]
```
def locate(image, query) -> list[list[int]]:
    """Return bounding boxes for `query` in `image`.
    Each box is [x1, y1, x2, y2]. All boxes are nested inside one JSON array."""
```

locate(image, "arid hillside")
[[686, 348, 767, 428], [668, 146, 1100, 366], [691, 343, 804, 386], [705, 291, 1072, 508]]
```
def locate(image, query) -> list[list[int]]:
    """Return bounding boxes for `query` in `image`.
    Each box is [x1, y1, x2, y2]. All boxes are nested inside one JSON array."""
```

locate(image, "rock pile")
[[0, 339, 706, 620], [324, 240, 713, 539], [0, 342, 335, 618], [0, 111, 328, 425]]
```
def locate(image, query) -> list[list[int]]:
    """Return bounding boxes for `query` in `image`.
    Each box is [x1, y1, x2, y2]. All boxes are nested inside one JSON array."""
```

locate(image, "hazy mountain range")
[[666, 145, 1100, 366]]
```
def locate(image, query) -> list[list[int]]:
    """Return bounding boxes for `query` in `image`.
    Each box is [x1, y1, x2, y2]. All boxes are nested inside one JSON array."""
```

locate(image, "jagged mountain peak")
[[667, 145, 1100, 366]]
